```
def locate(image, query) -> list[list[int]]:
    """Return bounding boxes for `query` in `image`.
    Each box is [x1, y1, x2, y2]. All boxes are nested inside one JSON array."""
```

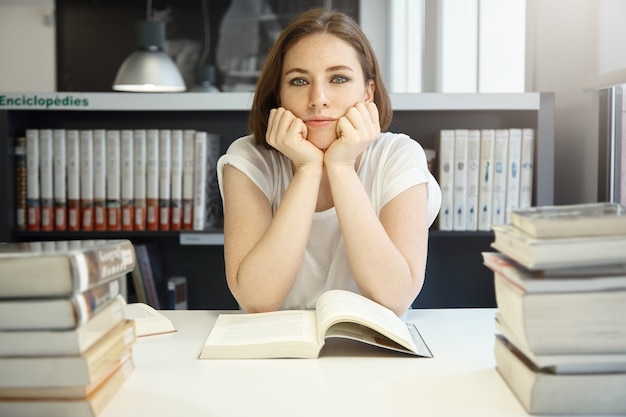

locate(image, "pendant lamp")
[[113, 19, 186, 92]]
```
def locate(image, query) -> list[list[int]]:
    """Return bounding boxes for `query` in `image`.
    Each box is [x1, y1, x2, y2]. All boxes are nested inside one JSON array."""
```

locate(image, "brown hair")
[[248, 8, 392, 147]]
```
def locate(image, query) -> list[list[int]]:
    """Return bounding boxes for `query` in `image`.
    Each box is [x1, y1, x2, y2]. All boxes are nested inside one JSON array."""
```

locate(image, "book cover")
[[167, 276, 187, 309], [79, 130, 95, 231], [146, 129, 159, 230], [519, 128, 534, 209], [477, 129, 495, 231], [93, 129, 107, 231], [66, 129, 81, 231], [465, 129, 480, 231], [14, 136, 27, 231], [505, 128, 522, 223], [52, 129, 67, 230], [491, 129, 509, 226], [436, 129, 455, 231], [120, 129, 134, 231], [25, 129, 40, 231], [510, 202, 626, 238], [158, 129, 171, 231], [192, 131, 221, 231], [134, 243, 161, 309], [106, 130, 122, 231], [452, 129, 469, 231], [38, 129, 54, 231], [182, 129, 196, 230], [170, 129, 183, 231], [133, 129, 147, 231], [0, 239, 135, 298]]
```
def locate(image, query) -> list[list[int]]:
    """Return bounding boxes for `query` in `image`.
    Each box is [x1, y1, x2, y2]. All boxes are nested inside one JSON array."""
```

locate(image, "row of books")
[[0, 239, 138, 416], [437, 128, 535, 231], [17, 128, 221, 233], [483, 202, 626, 415]]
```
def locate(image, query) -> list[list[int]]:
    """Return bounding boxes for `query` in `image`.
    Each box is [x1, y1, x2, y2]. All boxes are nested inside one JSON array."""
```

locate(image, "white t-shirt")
[[217, 132, 442, 310]]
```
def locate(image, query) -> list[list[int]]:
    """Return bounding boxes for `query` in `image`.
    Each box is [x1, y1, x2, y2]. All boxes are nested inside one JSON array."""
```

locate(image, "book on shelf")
[[106, 129, 122, 231], [167, 276, 187, 309], [181, 129, 196, 230], [133, 128, 147, 231], [504, 128, 522, 224], [491, 129, 509, 226], [0, 239, 135, 297], [130, 263, 148, 304], [80, 129, 95, 231], [38, 129, 54, 231], [519, 128, 534, 209], [25, 128, 40, 231], [123, 302, 176, 336], [120, 129, 134, 231], [0, 318, 135, 388], [159, 129, 172, 230], [477, 129, 495, 231], [52, 128, 67, 230], [14, 135, 27, 231], [145, 128, 160, 230], [66, 129, 81, 231], [170, 129, 183, 230], [494, 334, 626, 415], [509, 202, 626, 238], [436, 129, 455, 231], [452, 129, 468, 230], [93, 129, 107, 231], [193, 131, 221, 231], [465, 129, 480, 231], [0, 355, 135, 417], [0, 276, 124, 330], [134, 243, 161, 309], [490, 223, 626, 270], [485, 259, 626, 354], [0, 295, 126, 357], [199, 289, 433, 359]]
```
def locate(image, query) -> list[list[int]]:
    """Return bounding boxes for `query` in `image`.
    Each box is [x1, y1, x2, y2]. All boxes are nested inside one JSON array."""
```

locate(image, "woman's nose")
[[308, 83, 329, 108]]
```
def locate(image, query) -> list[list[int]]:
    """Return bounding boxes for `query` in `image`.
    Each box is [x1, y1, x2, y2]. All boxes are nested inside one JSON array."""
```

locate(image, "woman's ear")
[[365, 79, 375, 103]]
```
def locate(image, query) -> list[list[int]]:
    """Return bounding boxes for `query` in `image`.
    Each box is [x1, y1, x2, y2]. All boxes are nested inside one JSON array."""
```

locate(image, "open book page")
[[124, 303, 176, 337], [315, 290, 418, 354]]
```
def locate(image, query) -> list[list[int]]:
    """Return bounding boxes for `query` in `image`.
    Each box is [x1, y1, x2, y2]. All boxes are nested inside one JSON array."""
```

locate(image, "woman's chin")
[[306, 131, 336, 150]]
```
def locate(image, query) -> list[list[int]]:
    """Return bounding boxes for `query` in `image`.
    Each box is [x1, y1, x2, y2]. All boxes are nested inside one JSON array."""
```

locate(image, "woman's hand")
[[267, 107, 323, 169], [325, 102, 380, 167]]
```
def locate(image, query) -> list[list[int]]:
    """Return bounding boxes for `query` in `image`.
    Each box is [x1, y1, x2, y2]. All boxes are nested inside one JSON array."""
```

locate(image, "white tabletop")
[[100, 308, 532, 417]]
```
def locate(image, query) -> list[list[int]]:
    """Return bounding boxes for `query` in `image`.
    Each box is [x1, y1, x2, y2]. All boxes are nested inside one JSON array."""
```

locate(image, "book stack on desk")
[[483, 202, 626, 415], [0, 239, 138, 417]]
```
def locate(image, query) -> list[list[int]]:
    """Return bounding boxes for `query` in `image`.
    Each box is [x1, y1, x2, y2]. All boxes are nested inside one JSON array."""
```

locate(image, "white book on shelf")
[[65, 129, 80, 231], [505, 128, 522, 223], [120, 129, 134, 231], [182, 129, 196, 230], [452, 129, 469, 231], [193, 131, 220, 231], [146, 129, 159, 230], [38, 129, 54, 231], [79, 130, 94, 231], [106, 130, 122, 231], [519, 128, 535, 209], [466, 129, 481, 231], [133, 129, 147, 231], [477, 129, 496, 231], [491, 129, 509, 226], [93, 129, 107, 231], [158, 129, 171, 231], [437, 129, 455, 231], [52, 129, 67, 230], [25, 129, 40, 231], [170, 129, 183, 231]]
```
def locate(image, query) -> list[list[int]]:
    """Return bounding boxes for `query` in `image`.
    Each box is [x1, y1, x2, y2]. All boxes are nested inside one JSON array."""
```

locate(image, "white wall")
[[0, 0, 55, 92]]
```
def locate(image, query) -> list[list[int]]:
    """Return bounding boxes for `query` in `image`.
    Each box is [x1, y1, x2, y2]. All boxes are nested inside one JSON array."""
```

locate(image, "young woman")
[[217, 8, 441, 316]]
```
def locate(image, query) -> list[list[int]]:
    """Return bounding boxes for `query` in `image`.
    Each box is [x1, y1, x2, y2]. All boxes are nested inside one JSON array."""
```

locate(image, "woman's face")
[[279, 33, 374, 150]]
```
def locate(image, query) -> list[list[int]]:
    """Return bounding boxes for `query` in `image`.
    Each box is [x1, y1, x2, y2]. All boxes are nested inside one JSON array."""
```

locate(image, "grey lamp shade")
[[113, 20, 186, 92]]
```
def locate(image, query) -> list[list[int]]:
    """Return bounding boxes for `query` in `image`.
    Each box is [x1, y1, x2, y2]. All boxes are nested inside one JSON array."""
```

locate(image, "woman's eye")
[[331, 76, 349, 84], [290, 78, 308, 86]]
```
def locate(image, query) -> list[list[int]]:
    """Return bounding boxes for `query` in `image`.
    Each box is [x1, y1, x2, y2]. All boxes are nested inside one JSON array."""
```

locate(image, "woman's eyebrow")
[[284, 65, 355, 76]]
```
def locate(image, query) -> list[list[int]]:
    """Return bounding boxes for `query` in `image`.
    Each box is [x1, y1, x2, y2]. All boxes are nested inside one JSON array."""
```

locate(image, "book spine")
[[79, 130, 94, 231], [466, 129, 481, 231], [133, 129, 147, 231], [193, 132, 208, 231], [121, 129, 135, 231], [167, 276, 188, 309], [158, 129, 171, 231], [52, 129, 67, 230], [453, 129, 469, 231], [170, 129, 183, 231], [146, 129, 159, 230], [26, 129, 40, 231], [134, 244, 160, 309], [72, 278, 122, 326], [69, 240, 136, 291], [66, 129, 81, 231], [519, 128, 535, 209], [205, 133, 221, 228], [182, 129, 195, 230], [437, 129, 455, 231], [477, 129, 496, 231], [106, 130, 122, 231], [491, 129, 509, 226], [93, 129, 107, 231], [505, 128, 522, 223], [38, 129, 54, 231], [14, 136, 27, 231]]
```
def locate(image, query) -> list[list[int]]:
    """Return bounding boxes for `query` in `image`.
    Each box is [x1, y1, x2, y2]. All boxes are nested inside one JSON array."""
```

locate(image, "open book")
[[123, 303, 176, 337], [199, 290, 433, 359]]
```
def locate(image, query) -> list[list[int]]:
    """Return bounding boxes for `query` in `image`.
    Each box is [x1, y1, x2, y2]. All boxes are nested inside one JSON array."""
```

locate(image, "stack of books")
[[483, 202, 626, 415], [0, 239, 138, 417]]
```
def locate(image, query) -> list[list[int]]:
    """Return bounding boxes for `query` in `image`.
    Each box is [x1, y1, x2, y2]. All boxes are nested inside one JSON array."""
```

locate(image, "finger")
[[337, 116, 357, 141]]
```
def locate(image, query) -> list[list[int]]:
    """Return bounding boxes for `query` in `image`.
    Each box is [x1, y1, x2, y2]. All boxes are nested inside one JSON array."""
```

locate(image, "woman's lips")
[[305, 118, 336, 128]]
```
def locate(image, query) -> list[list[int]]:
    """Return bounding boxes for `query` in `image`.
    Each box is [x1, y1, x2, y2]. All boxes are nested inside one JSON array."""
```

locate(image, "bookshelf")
[[0, 91, 555, 309]]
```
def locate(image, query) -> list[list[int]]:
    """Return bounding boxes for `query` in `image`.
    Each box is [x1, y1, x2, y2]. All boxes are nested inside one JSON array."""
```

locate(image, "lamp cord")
[[199, 0, 210, 66]]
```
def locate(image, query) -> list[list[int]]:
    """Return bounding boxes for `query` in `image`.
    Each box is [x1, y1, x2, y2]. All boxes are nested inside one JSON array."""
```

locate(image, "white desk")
[[100, 309, 532, 417]]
